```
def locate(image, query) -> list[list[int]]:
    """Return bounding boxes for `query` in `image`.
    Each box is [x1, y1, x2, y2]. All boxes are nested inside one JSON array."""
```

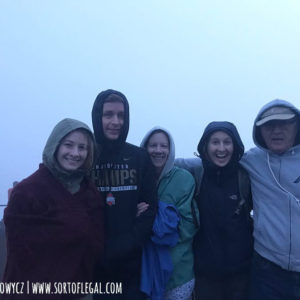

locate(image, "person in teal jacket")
[[140, 126, 199, 300]]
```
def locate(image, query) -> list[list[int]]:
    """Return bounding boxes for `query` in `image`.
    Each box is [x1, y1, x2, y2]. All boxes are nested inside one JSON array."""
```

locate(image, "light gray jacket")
[[241, 99, 300, 271]]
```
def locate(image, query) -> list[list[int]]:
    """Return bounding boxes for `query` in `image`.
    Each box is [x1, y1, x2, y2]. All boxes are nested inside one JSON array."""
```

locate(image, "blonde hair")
[[104, 93, 124, 104], [75, 128, 95, 171]]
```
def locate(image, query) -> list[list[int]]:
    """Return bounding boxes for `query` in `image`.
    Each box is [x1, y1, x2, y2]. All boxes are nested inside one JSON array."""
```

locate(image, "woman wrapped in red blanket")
[[2, 118, 104, 300]]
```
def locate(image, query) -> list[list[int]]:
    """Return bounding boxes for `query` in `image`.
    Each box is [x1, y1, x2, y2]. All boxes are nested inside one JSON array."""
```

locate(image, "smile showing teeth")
[[153, 156, 164, 161], [216, 154, 227, 158], [108, 129, 120, 134], [66, 158, 81, 163]]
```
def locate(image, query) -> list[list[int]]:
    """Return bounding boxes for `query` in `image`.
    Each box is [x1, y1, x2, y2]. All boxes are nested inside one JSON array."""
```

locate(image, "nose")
[[70, 147, 80, 156], [272, 124, 282, 133], [218, 143, 226, 151], [111, 114, 121, 125], [154, 145, 162, 152]]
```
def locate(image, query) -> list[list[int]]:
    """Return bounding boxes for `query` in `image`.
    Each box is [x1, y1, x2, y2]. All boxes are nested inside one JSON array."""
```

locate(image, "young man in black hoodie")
[[91, 89, 157, 300]]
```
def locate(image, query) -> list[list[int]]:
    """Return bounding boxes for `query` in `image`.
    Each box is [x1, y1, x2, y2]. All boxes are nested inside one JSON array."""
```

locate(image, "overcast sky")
[[1, 0, 300, 217]]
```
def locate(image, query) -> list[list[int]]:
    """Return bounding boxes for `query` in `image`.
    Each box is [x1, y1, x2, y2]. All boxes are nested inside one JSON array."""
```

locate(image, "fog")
[[1, 0, 300, 217]]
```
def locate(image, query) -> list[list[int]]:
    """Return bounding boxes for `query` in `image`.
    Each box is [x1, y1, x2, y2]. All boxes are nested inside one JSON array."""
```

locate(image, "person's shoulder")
[[175, 157, 202, 170], [171, 167, 196, 190], [242, 147, 264, 161], [237, 163, 251, 183], [13, 168, 40, 190], [172, 166, 195, 181], [163, 167, 195, 198], [174, 158, 203, 182], [123, 142, 146, 154], [123, 142, 149, 160], [241, 147, 268, 175], [7, 167, 48, 213], [246, 146, 264, 155], [12, 165, 52, 195]]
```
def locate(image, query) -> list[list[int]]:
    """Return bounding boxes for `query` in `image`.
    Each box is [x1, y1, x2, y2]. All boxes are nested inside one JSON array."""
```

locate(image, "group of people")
[[0, 90, 299, 300]]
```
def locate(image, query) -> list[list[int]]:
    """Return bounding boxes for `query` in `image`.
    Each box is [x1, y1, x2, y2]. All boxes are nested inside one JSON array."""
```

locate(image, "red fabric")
[[3, 164, 104, 299]]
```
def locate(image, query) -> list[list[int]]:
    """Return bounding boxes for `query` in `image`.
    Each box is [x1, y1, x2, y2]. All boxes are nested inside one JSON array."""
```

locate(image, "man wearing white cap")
[[241, 99, 300, 299]]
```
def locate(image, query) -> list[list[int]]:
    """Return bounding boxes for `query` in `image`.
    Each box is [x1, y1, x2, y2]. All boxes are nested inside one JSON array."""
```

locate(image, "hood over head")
[[92, 89, 130, 151], [43, 118, 95, 178], [253, 99, 300, 149], [197, 121, 244, 164], [140, 126, 175, 182]]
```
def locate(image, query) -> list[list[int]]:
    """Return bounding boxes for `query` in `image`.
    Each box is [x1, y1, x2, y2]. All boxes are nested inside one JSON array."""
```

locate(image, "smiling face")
[[102, 101, 125, 140], [207, 131, 234, 167], [146, 132, 170, 176], [260, 119, 298, 154], [56, 130, 89, 171]]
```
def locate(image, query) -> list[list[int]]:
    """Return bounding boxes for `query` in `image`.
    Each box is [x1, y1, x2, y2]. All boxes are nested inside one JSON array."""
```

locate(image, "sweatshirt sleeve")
[[174, 157, 201, 173], [106, 150, 157, 259]]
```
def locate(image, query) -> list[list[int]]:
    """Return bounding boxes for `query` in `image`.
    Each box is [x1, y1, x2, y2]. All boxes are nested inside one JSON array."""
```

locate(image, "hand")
[[136, 202, 149, 217]]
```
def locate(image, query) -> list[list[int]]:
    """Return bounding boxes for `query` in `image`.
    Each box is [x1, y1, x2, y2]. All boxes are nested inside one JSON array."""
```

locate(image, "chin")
[[216, 163, 227, 167], [154, 164, 164, 169], [213, 160, 230, 167], [64, 164, 82, 171], [65, 167, 78, 171], [108, 135, 119, 140]]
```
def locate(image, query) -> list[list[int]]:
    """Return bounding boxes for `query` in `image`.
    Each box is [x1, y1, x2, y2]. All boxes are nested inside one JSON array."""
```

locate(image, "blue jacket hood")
[[253, 99, 300, 150], [197, 121, 244, 162]]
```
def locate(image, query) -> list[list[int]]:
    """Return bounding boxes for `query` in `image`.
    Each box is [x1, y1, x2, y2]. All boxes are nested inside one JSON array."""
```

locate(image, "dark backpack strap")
[[193, 165, 204, 201], [238, 167, 252, 211], [190, 165, 203, 229], [237, 166, 253, 228], [191, 198, 200, 228]]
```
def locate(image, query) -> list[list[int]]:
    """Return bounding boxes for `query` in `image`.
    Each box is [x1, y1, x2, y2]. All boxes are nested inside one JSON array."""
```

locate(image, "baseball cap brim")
[[256, 113, 295, 126]]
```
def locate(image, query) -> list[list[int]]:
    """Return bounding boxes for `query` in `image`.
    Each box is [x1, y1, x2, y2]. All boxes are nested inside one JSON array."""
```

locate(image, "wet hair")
[[77, 129, 94, 170], [104, 93, 124, 104]]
